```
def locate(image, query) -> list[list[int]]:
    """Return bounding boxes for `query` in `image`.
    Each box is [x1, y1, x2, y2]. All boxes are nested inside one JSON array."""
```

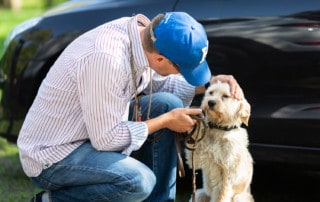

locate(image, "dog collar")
[[207, 122, 238, 131]]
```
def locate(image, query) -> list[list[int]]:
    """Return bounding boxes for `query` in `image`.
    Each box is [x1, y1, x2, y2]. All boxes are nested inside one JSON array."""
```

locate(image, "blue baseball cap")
[[151, 12, 211, 86]]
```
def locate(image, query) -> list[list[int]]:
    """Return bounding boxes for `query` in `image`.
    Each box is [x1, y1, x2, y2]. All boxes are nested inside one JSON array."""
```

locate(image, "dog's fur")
[[185, 81, 254, 202]]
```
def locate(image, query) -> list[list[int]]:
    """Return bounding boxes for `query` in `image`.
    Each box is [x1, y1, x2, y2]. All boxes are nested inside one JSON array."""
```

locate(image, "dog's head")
[[201, 81, 251, 127]]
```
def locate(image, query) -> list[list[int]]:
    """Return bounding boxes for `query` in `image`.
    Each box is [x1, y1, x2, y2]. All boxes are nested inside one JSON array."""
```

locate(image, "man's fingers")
[[186, 108, 202, 116]]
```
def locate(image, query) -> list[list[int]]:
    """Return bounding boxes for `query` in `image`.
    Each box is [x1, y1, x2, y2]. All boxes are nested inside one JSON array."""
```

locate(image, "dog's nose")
[[208, 100, 216, 108]]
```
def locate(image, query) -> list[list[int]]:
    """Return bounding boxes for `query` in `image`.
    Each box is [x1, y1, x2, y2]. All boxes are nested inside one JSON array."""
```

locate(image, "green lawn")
[[0, 137, 40, 201]]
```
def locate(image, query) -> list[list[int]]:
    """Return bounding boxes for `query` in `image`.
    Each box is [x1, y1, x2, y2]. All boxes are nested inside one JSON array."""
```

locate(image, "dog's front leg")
[[216, 167, 234, 202], [217, 183, 233, 202]]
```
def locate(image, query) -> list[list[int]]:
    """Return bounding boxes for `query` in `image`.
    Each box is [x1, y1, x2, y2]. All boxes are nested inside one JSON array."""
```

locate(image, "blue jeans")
[[31, 92, 183, 202]]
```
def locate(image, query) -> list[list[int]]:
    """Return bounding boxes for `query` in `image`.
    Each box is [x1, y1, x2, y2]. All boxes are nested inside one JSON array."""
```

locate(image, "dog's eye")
[[222, 95, 230, 99], [209, 91, 214, 95]]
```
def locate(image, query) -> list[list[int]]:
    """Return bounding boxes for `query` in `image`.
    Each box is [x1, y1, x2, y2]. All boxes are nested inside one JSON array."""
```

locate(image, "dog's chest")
[[197, 129, 247, 163]]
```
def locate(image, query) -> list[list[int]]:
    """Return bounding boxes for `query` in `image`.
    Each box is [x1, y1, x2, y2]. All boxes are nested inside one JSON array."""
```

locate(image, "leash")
[[175, 114, 207, 202], [128, 17, 153, 122]]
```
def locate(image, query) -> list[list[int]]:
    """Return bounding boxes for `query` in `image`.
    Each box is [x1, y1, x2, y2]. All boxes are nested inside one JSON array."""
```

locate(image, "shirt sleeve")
[[122, 121, 148, 155], [77, 52, 148, 153]]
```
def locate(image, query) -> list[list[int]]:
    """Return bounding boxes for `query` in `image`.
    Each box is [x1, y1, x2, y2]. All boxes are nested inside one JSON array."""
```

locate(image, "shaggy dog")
[[185, 81, 254, 202]]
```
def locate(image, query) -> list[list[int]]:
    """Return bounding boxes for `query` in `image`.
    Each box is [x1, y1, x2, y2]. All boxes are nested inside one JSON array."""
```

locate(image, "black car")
[[1, 0, 320, 168]]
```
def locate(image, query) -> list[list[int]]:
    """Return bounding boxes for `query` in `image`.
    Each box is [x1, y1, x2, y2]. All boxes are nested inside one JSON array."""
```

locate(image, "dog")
[[185, 81, 254, 202]]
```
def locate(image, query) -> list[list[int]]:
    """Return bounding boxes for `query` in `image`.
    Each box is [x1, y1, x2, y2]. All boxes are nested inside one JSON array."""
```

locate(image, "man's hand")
[[145, 108, 202, 134], [210, 75, 244, 100], [164, 108, 202, 133]]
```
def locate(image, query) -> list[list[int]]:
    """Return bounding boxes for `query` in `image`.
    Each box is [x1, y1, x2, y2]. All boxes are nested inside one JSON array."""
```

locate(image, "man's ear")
[[156, 55, 165, 63]]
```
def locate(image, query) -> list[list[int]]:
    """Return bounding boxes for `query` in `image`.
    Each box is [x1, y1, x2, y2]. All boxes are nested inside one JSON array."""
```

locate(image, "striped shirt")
[[17, 14, 196, 177]]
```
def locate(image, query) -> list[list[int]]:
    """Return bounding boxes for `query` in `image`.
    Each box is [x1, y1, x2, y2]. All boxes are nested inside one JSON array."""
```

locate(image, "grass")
[[0, 137, 40, 201]]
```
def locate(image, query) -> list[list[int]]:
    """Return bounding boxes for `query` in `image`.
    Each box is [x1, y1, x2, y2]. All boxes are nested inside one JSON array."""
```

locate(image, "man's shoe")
[[30, 191, 46, 202]]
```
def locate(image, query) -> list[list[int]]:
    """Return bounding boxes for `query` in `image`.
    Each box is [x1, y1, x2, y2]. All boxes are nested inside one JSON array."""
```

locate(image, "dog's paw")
[[233, 192, 254, 202], [189, 189, 211, 202]]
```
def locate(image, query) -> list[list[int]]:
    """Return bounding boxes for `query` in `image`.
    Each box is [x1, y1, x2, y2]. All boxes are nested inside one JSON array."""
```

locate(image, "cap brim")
[[180, 60, 211, 86]]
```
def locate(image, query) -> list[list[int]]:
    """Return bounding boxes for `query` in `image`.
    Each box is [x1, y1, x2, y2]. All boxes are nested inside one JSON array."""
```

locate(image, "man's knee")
[[133, 167, 156, 197], [94, 159, 156, 201]]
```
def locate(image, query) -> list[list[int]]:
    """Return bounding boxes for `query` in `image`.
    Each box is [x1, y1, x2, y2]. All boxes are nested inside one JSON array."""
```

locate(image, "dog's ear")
[[239, 99, 251, 126]]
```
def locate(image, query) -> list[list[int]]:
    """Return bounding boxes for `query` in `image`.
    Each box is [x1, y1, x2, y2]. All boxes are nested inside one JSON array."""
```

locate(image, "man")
[[18, 12, 243, 202]]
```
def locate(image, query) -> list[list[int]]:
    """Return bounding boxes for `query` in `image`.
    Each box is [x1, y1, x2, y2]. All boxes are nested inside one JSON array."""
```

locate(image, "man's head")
[[145, 12, 211, 86]]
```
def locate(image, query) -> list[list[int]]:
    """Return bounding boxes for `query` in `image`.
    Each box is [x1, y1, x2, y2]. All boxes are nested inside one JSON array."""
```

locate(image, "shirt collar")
[[128, 14, 150, 73]]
